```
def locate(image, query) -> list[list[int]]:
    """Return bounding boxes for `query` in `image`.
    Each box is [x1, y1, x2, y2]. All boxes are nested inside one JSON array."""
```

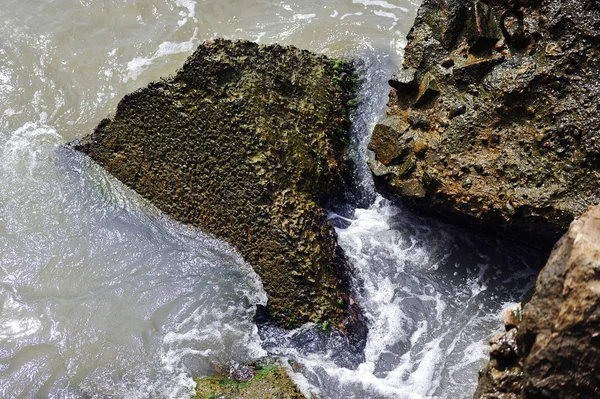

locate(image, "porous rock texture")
[[368, 0, 600, 247], [474, 205, 600, 398], [73, 39, 359, 331]]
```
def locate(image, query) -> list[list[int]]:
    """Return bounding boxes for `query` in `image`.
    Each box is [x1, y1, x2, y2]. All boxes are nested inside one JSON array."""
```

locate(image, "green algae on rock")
[[195, 359, 304, 399], [368, 0, 600, 248], [72, 39, 360, 331]]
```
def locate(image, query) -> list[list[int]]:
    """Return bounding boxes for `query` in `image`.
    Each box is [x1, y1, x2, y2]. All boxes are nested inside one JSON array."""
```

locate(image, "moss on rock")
[[72, 39, 360, 331], [195, 359, 304, 399]]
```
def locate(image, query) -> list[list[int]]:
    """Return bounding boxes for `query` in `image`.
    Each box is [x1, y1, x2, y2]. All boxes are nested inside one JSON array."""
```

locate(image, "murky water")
[[0, 1, 542, 398]]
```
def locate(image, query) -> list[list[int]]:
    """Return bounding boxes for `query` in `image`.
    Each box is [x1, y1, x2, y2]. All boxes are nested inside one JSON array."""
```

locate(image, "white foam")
[[374, 10, 399, 24], [293, 13, 316, 21], [175, 0, 197, 26], [125, 29, 198, 82], [448, 339, 489, 381], [352, 0, 407, 10], [3, 108, 18, 117], [405, 337, 444, 395], [2, 122, 61, 177], [410, 320, 428, 347], [340, 12, 364, 20], [0, 69, 13, 94]]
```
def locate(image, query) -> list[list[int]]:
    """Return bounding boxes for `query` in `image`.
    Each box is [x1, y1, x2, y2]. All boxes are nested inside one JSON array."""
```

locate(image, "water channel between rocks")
[[0, 1, 543, 398]]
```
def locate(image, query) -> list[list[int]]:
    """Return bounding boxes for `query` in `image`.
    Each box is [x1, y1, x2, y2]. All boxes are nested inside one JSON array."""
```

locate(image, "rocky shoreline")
[[71, 1, 600, 396]]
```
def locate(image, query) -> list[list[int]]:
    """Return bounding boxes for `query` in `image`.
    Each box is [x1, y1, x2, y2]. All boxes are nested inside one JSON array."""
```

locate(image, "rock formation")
[[368, 0, 600, 247], [72, 39, 360, 332], [475, 204, 600, 398]]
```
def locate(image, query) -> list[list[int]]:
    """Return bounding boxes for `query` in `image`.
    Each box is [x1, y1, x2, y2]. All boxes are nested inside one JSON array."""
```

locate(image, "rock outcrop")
[[475, 204, 600, 398], [72, 39, 360, 332], [368, 0, 600, 247]]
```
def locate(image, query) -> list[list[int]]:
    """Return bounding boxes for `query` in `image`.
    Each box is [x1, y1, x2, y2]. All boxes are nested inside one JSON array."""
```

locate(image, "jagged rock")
[[369, 0, 600, 248], [475, 205, 600, 398], [71, 39, 360, 332], [464, 1, 502, 53]]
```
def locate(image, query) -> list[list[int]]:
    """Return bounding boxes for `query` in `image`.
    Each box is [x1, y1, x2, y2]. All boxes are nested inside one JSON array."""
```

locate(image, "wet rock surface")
[[72, 39, 359, 331], [475, 205, 600, 398], [475, 304, 523, 399], [195, 357, 304, 399], [368, 0, 600, 248]]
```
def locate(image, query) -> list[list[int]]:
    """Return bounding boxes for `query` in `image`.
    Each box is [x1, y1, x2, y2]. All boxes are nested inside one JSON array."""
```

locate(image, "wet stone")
[[368, 0, 600, 250], [71, 38, 360, 332], [464, 0, 502, 53], [415, 71, 440, 106], [449, 104, 467, 119], [441, 58, 455, 68]]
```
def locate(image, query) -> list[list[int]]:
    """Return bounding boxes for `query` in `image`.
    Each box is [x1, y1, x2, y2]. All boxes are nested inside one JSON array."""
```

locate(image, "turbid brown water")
[[0, 1, 542, 398]]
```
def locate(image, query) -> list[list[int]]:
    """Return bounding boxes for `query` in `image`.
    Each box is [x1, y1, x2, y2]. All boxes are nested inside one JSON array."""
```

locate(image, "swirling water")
[[0, 1, 543, 398]]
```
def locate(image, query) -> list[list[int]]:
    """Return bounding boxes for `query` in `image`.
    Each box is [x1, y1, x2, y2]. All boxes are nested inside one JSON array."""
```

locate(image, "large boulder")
[[72, 39, 360, 332], [475, 204, 600, 398], [368, 0, 600, 247]]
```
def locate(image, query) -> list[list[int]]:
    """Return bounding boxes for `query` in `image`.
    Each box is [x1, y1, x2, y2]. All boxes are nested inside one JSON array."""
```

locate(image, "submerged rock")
[[369, 0, 600, 248], [475, 204, 600, 398], [195, 358, 303, 399], [72, 39, 360, 332]]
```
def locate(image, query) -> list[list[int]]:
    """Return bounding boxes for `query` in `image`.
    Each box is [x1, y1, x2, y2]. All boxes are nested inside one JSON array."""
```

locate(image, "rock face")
[[475, 204, 600, 398], [73, 39, 359, 331], [368, 0, 600, 247]]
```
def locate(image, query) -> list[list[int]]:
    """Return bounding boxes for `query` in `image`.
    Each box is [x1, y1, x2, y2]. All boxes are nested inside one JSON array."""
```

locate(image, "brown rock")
[[369, 0, 600, 249], [518, 205, 600, 398], [502, 303, 522, 331], [475, 205, 600, 398]]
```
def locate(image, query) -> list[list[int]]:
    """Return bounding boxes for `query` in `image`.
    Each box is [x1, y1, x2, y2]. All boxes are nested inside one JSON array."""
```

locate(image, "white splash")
[[293, 13, 317, 21], [2, 122, 61, 177], [353, 0, 408, 11], [125, 29, 198, 82], [175, 0, 198, 27]]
